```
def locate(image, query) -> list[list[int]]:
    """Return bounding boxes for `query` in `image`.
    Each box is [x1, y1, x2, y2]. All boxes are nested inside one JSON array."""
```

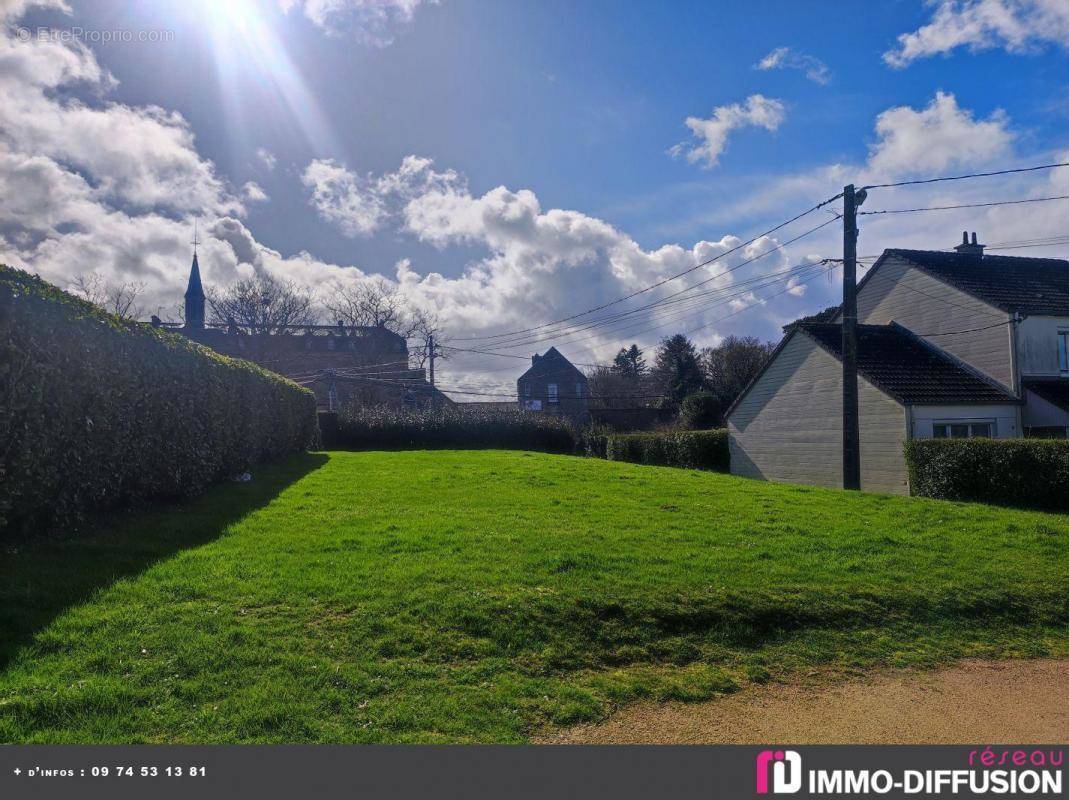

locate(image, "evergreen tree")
[[611, 343, 646, 377], [651, 334, 704, 408]]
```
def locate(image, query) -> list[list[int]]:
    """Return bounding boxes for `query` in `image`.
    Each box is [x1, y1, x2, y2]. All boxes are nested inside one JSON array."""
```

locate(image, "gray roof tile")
[[802, 322, 1018, 405]]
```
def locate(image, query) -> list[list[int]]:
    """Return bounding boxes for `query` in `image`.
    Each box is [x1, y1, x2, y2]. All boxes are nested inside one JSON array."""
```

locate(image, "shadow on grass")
[[0, 452, 328, 671]]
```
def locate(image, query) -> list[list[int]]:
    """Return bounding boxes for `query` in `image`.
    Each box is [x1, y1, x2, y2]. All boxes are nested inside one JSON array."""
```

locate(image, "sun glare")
[[195, 0, 340, 156]]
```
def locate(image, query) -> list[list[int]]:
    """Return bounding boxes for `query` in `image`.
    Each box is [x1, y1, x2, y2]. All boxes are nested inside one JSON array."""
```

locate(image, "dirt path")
[[536, 659, 1069, 744]]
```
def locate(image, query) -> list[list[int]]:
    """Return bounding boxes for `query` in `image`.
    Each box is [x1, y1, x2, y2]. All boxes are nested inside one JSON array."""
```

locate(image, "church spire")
[[184, 221, 205, 329]]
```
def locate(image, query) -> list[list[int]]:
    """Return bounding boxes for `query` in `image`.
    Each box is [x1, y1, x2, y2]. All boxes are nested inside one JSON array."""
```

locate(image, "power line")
[[464, 218, 839, 352], [449, 192, 843, 342], [451, 218, 838, 355], [681, 267, 831, 337], [854, 232, 1069, 260], [442, 261, 829, 361], [859, 194, 1069, 216], [326, 371, 670, 401], [914, 320, 1012, 337], [861, 161, 1069, 190], [852, 270, 1007, 321], [456, 260, 816, 355]]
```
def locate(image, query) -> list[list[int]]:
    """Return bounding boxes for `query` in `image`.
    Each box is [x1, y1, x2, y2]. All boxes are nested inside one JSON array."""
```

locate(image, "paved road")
[[537, 659, 1069, 744]]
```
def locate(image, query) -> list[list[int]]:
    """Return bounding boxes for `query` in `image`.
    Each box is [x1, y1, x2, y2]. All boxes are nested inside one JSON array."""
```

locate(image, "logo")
[[756, 750, 803, 794]]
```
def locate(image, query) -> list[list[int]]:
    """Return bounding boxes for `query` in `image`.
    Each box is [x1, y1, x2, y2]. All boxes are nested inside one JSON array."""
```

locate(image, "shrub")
[[604, 429, 729, 471], [0, 265, 317, 537], [332, 405, 576, 453], [579, 423, 612, 459], [905, 438, 1069, 510], [679, 391, 722, 429]]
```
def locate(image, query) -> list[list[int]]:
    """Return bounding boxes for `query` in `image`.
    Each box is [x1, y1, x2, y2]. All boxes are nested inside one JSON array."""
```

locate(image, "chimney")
[[953, 231, 985, 257], [531, 354, 541, 366]]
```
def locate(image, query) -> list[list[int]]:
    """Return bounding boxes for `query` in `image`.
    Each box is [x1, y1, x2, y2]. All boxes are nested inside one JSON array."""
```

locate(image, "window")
[[932, 420, 994, 439], [547, 383, 558, 403], [523, 382, 531, 397], [1059, 331, 1069, 374], [575, 382, 584, 398]]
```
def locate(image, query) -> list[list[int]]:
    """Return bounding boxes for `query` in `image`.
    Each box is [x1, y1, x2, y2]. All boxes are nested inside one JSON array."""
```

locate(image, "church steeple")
[[184, 222, 205, 329]]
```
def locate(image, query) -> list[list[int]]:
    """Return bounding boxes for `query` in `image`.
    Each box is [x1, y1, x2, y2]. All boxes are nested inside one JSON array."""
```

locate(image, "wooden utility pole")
[[428, 334, 436, 410], [842, 184, 863, 490]]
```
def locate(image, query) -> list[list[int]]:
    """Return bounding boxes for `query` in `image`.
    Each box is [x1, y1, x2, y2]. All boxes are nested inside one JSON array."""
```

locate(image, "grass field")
[[2, 450, 1068, 743]]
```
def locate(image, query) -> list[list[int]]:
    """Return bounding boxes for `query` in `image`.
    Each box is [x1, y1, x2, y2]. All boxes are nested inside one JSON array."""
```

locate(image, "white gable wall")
[[728, 332, 909, 494], [852, 255, 1014, 391], [1022, 390, 1069, 431], [1016, 316, 1069, 377]]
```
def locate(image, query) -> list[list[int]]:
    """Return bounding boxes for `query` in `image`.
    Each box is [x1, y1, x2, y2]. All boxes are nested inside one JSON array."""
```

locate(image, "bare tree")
[[701, 335, 775, 410], [323, 278, 446, 368], [405, 307, 447, 369], [70, 273, 146, 321], [586, 364, 652, 409], [324, 277, 406, 330], [207, 274, 317, 334]]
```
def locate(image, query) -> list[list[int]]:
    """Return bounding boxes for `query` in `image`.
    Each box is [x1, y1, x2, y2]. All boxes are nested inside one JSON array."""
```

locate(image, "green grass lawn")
[[2, 450, 1068, 743]]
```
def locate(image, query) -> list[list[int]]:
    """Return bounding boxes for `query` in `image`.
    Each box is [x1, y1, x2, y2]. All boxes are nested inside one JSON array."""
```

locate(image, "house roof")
[[801, 322, 1019, 405], [517, 346, 587, 383], [1023, 378, 1069, 412], [877, 249, 1069, 316]]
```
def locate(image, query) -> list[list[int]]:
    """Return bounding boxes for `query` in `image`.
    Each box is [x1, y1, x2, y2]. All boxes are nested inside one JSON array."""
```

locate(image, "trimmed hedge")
[[605, 429, 729, 471], [679, 391, 722, 429], [905, 438, 1069, 510], [0, 265, 317, 536], [332, 406, 576, 453]]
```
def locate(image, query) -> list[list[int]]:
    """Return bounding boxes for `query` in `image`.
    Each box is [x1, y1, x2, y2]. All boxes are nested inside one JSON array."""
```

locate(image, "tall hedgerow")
[[0, 265, 317, 537], [330, 405, 576, 453]]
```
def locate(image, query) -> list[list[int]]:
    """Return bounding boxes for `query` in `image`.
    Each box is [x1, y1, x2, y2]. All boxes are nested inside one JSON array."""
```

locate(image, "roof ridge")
[[884, 247, 1069, 265]]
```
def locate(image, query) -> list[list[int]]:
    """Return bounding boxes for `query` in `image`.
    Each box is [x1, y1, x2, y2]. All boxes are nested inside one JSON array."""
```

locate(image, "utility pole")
[[842, 184, 865, 491], [428, 334, 436, 410]]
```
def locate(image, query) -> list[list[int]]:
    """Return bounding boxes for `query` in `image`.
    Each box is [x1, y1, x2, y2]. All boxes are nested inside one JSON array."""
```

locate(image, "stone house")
[[517, 347, 589, 421]]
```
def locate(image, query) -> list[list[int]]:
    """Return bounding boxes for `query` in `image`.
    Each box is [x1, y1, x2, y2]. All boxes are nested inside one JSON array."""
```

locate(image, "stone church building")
[[158, 251, 448, 411]]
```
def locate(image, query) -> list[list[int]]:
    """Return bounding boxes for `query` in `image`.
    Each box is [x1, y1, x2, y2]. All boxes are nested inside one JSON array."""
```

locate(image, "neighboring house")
[[162, 251, 449, 411], [727, 233, 1069, 493], [517, 347, 589, 421]]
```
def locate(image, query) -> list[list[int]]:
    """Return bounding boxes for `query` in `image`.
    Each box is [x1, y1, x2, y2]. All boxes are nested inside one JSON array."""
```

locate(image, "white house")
[[726, 233, 1069, 494]]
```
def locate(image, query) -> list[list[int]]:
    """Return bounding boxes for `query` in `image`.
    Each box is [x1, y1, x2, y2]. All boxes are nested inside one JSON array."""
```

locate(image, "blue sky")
[[4, 0, 1069, 394]]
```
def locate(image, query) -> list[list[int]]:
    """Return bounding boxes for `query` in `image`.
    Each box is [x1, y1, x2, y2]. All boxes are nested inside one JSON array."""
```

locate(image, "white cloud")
[[302, 154, 464, 237], [867, 91, 1013, 175], [885, 0, 1069, 68], [301, 158, 389, 236], [255, 147, 277, 171], [243, 181, 269, 202], [302, 154, 795, 350], [8, 3, 1062, 392], [755, 47, 831, 84], [670, 94, 786, 168], [0, 6, 802, 378], [281, 0, 437, 47]]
